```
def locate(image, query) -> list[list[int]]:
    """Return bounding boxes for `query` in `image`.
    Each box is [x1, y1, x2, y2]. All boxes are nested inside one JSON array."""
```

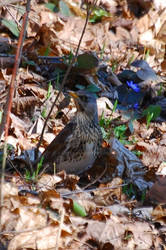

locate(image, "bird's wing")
[[41, 120, 77, 164]]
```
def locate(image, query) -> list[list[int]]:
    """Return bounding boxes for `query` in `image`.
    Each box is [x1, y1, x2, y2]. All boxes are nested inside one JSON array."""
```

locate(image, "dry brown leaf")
[[15, 207, 47, 231], [93, 178, 123, 206], [12, 96, 40, 116], [1, 1, 166, 249], [71, 215, 153, 249], [152, 204, 166, 222], [37, 174, 62, 191], [10, 113, 29, 138], [1, 207, 18, 233], [2, 182, 18, 198], [136, 141, 166, 167], [8, 225, 72, 250], [147, 176, 166, 204], [20, 83, 47, 99]]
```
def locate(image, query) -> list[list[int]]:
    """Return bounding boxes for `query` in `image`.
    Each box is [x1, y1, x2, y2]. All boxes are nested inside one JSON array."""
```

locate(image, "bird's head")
[[69, 90, 98, 123]]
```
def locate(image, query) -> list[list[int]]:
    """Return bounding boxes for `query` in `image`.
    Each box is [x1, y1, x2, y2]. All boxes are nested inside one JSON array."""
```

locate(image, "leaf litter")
[[1, 0, 166, 249]]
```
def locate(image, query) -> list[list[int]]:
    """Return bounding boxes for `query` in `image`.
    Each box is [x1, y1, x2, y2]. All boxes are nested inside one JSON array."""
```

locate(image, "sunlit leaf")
[[2, 19, 19, 37], [73, 200, 87, 217], [46, 81, 52, 99], [89, 8, 110, 23], [45, 3, 58, 12], [59, 0, 73, 17]]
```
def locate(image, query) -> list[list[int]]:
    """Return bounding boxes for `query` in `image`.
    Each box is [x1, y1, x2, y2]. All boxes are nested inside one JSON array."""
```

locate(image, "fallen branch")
[[0, 0, 31, 226]]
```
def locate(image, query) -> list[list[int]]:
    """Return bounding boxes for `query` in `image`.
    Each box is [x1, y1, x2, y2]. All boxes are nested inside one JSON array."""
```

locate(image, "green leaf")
[[2, 19, 19, 37], [99, 112, 105, 127], [144, 48, 150, 61], [25, 169, 31, 181], [100, 126, 107, 140], [63, 51, 74, 65], [36, 156, 44, 176], [44, 45, 50, 56], [0, 110, 2, 124], [45, 3, 58, 12], [41, 107, 47, 118], [76, 53, 99, 70], [73, 201, 87, 217], [46, 81, 52, 99], [146, 112, 153, 128], [112, 99, 118, 113], [157, 83, 163, 96], [143, 105, 161, 120], [86, 83, 101, 93], [59, 0, 72, 17], [89, 8, 110, 23], [112, 61, 118, 72], [132, 150, 142, 157], [114, 125, 127, 139]]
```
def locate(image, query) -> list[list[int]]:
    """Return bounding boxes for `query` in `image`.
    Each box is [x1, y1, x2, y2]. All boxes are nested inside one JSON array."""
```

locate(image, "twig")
[[1, 157, 24, 180], [83, 163, 108, 190], [55, 207, 65, 250], [61, 183, 127, 198], [5, 6, 21, 28], [0, 0, 31, 226], [0, 2, 31, 138], [35, 1, 97, 161]]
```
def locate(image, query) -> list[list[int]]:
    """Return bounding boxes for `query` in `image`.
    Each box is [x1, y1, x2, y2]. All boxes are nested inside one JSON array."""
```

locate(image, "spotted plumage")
[[40, 90, 102, 174]]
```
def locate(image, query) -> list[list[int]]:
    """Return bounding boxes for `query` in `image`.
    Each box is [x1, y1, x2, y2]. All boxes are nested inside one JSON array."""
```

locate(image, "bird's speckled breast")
[[56, 112, 102, 174]]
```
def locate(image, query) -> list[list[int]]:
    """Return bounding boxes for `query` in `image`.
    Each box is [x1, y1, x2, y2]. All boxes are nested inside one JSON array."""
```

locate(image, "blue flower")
[[126, 81, 140, 93], [133, 103, 139, 109]]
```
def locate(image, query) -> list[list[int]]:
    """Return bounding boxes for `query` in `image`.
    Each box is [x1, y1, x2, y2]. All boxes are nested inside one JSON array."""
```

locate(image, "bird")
[[39, 90, 103, 175]]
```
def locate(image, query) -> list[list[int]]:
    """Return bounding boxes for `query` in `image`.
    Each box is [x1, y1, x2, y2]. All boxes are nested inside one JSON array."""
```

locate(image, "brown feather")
[[38, 90, 102, 174]]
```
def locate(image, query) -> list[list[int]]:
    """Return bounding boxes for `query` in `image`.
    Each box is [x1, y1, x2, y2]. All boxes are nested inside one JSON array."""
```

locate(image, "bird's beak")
[[68, 91, 82, 111], [68, 91, 79, 99]]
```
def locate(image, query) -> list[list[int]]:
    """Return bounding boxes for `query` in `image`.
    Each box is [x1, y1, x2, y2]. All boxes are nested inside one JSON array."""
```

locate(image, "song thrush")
[[40, 90, 102, 174]]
